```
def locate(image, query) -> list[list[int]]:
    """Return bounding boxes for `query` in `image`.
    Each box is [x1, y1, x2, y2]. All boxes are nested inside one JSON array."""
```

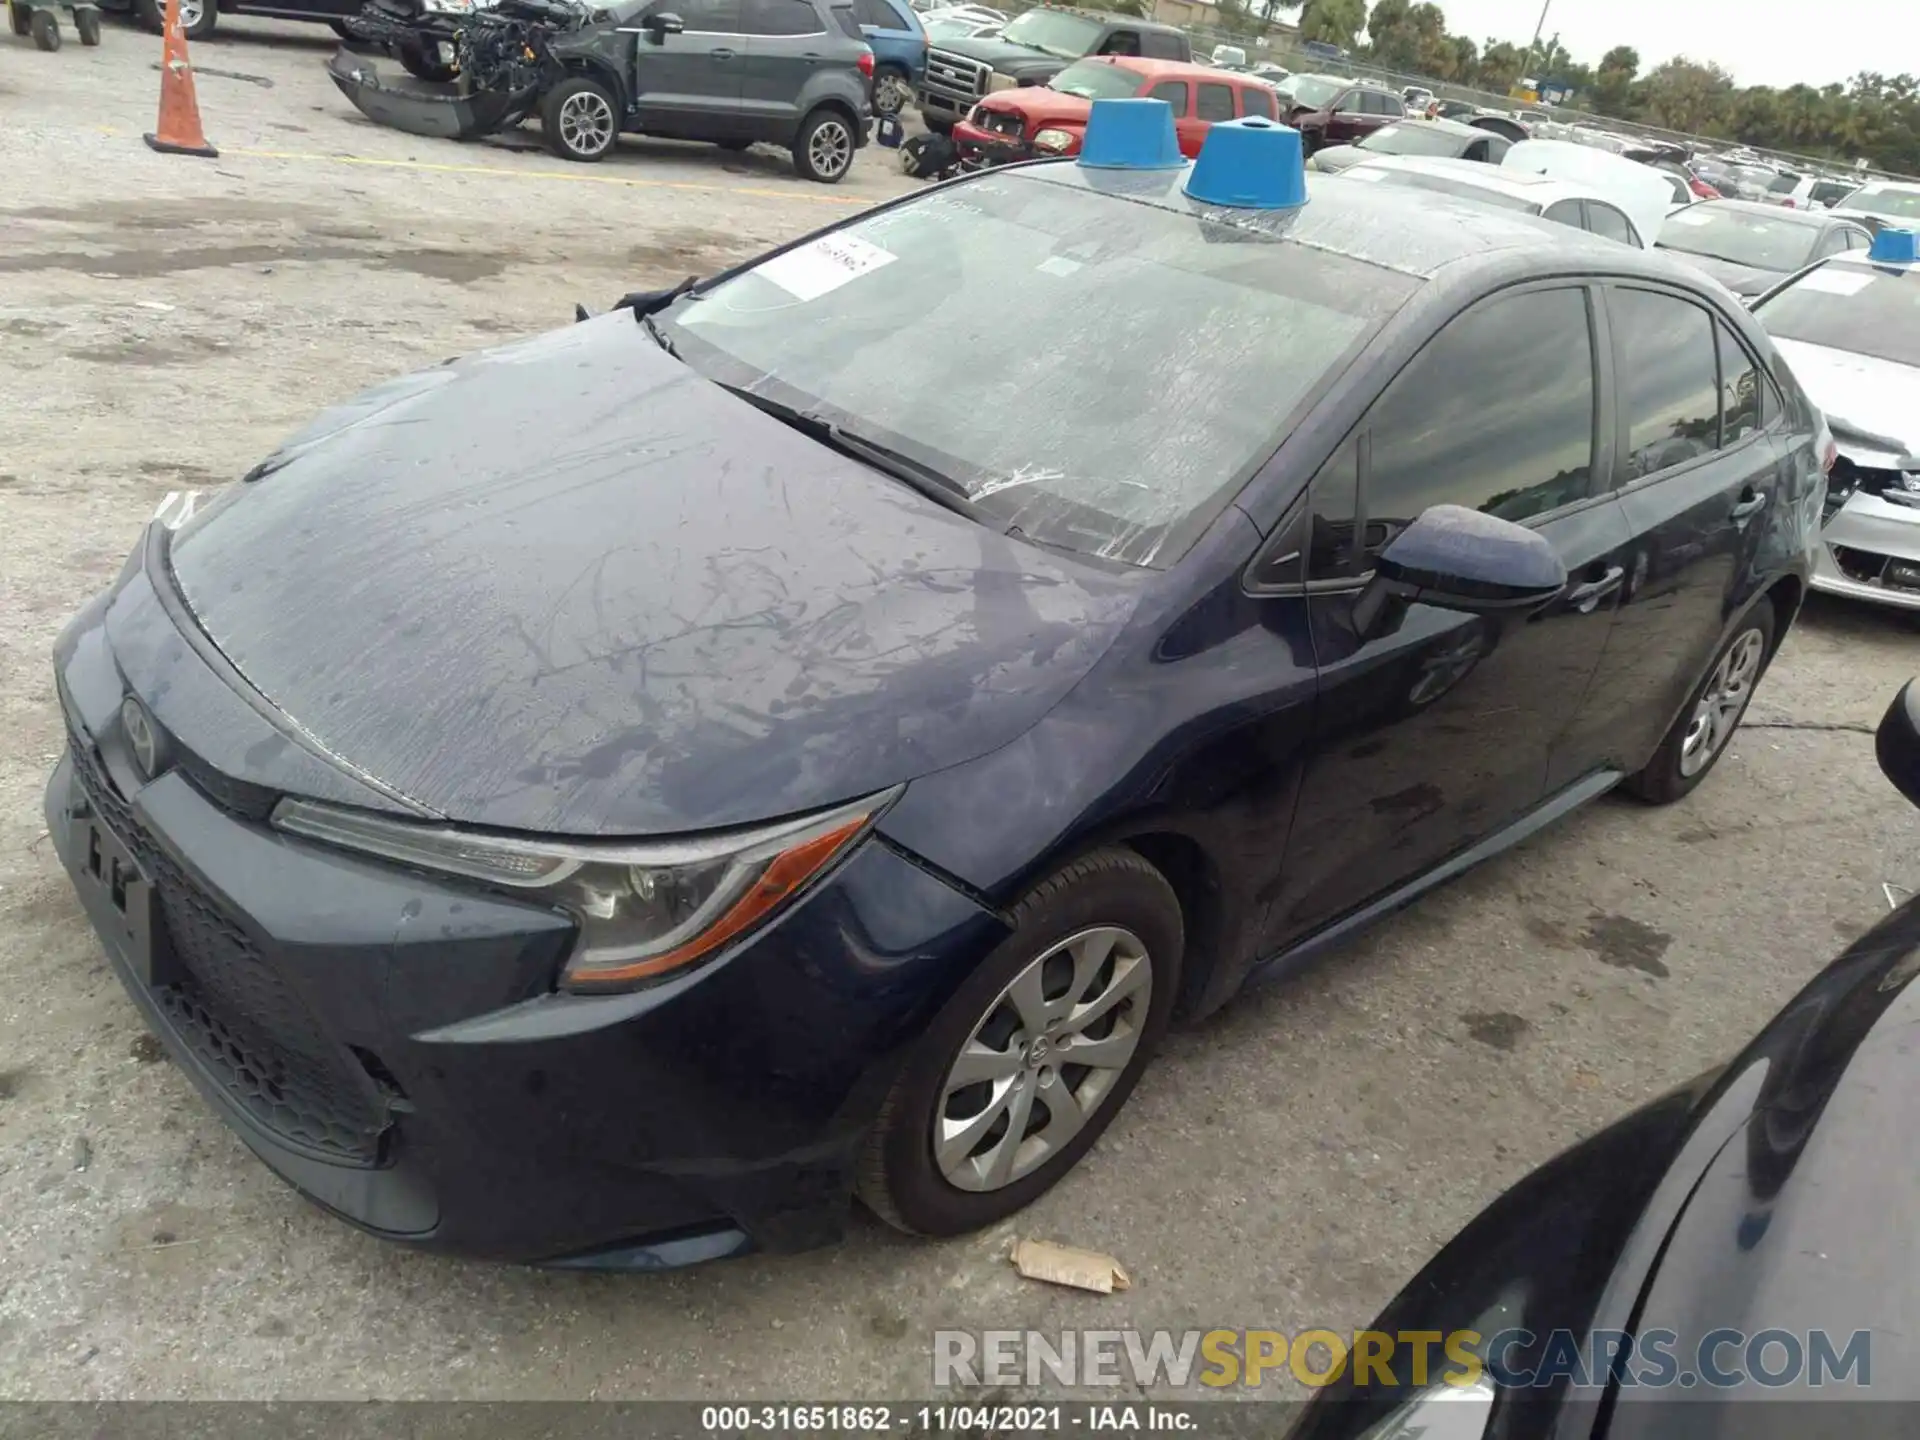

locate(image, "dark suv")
[[544, 0, 874, 180], [1276, 72, 1406, 153]]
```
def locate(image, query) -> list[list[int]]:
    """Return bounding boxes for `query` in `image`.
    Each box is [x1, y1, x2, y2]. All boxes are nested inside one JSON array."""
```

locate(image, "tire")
[[328, 17, 352, 36], [792, 107, 856, 183], [7, 1, 28, 35], [540, 76, 620, 163], [396, 38, 456, 82], [135, 0, 214, 38], [29, 6, 57, 47], [74, 4, 99, 42], [871, 65, 912, 117], [714, 138, 752, 152], [856, 847, 1184, 1236], [1623, 601, 1777, 804]]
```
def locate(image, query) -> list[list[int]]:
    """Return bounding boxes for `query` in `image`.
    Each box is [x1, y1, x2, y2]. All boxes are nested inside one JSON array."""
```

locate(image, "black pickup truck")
[[916, 5, 1191, 134]]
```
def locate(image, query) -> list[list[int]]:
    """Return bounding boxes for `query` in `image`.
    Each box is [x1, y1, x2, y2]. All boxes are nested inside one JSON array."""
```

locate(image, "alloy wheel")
[[808, 119, 853, 179], [179, 0, 204, 26], [1679, 627, 1764, 777], [559, 91, 616, 157], [933, 925, 1152, 1193], [873, 73, 913, 116]]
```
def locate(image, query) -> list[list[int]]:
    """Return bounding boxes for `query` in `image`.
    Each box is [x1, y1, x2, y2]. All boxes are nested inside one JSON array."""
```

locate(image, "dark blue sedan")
[[48, 126, 1826, 1265]]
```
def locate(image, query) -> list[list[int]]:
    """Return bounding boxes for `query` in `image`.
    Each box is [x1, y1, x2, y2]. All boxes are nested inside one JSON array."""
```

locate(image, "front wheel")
[[1623, 602, 1776, 804], [135, 0, 215, 38], [540, 76, 620, 163], [74, 4, 100, 41], [396, 38, 456, 82], [29, 6, 58, 47], [871, 66, 913, 117], [856, 847, 1183, 1236], [791, 108, 856, 182]]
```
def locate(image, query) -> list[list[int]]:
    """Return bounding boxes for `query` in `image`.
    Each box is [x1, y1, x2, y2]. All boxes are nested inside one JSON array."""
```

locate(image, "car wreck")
[[330, 0, 875, 180]]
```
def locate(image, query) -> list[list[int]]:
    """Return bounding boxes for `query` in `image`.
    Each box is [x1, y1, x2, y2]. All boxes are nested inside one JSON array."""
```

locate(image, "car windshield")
[[925, 16, 986, 36], [661, 172, 1412, 567], [1354, 168, 1542, 215], [1285, 76, 1342, 109], [997, 9, 1099, 58], [1839, 185, 1920, 220], [1656, 205, 1819, 270], [1360, 124, 1469, 158], [1048, 60, 1142, 101], [1756, 264, 1920, 368]]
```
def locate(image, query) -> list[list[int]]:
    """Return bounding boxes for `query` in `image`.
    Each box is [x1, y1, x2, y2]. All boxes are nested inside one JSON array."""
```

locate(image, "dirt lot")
[[2, 15, 1917, 1404]]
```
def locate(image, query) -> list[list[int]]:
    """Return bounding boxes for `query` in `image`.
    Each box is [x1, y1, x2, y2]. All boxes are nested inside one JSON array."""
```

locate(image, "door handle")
[[1729, 488, 1768, 521], [709, 46, 735, 59], [1565, 564, 1625, 613]]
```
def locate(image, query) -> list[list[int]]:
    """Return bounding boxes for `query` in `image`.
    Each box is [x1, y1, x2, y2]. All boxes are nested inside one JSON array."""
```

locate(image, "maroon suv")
[[1278, 73, 1406, 153]]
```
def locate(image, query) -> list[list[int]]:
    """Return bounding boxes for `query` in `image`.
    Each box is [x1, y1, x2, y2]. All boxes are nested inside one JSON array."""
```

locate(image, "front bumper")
[[952, 117, 1036, 168], [1811, 491, 1920, 611], [47, 542, 1003, 1265]]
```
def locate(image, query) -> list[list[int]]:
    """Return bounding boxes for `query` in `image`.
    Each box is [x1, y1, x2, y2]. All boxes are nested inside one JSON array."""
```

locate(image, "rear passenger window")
[[1717, 323, 1763, 444], [1147, 80, 1189, 117], [1241, 85, 1276, 119], [1367, 92, 1402, 116], [850, 0, 894, 27], [830, 3, 861, 36], [1097, 29, 1140, 56], [742, 0, 815, 32], [1309, 287, 1597, 577], [1610, 288, 1721, 480], [1196, 83, 1235, 123], [1141, 30, 1183, 59], [1585, 202, 1635, 246], [665, 0, 739, 28], [1542, 199, 1585, 230]]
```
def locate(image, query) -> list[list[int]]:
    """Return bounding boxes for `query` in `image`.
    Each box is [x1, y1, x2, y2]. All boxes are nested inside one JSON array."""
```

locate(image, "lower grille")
[[67, 726, 390, 1165]]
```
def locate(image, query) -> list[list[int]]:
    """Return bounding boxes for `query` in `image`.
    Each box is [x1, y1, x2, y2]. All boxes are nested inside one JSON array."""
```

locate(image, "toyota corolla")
[[49, 111, 1824, 1267]]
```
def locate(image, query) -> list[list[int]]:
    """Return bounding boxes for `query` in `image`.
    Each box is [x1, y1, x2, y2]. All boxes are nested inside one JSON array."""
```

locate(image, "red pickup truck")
[[952, 56, 1281, 167]]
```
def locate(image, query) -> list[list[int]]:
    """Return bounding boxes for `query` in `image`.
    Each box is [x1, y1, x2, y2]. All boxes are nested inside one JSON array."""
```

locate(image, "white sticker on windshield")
[[1342, 168, 1387, 182], [1038, 255, 1082, 277], [1796, 267, 1878, 295], [755, 233, 897, 302]]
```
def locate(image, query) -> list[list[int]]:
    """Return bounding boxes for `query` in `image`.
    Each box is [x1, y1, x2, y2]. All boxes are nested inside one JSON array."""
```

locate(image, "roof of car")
[[1098, 56, 1269, 82], [1683, 197, 1839, 228], [1016, 154, 1652, 282], [1387, 117, 1496, 139], [1344, 154, 1598, 205]]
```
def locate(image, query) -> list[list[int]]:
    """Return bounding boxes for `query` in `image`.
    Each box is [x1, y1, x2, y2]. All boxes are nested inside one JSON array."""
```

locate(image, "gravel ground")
[[2, 15, 1917, 1404]]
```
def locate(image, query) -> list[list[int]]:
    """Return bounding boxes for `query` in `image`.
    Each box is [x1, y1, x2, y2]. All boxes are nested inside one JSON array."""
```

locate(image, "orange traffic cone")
[[144, 0, 218, 159]]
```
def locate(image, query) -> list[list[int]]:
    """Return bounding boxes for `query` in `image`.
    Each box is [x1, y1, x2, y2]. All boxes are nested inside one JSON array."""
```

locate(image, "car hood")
[[978, 87, 1091, 127], [934, 35, 1068, 75], [1772, 336, 1920, 457], [165, 316, 1139, 837], [1659, 248, 1776, 295], [1310, 144, 1365, 172]]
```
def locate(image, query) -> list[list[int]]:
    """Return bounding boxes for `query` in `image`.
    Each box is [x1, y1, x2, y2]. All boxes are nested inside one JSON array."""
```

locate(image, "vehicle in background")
[[1502, 138, 1677, 247], [914, 5, 1189, 134], [950, 55, 1272, 165], [1566, 123, 1628, 154], [849, 0, 926, 116], [1751, 243, 1920, 611], [1726, 163, 1781, 201], [1401, 84, 1434, 112], [103, 0, 357, 42], [1291, 681, 1920, 1440], [1429, 97, 1479, 121], [1341, 155, 1651, 247], [1756, 169, 1806, 207], [1309, 117, 1512, 175], [922, 11, 997, 40], [1281, 76, 1405, 155], [1247, 61, 1289, 87], [1206, 42, 1245, 70], [916, 0, 1001, 14], [1299, 36, 1345, 63], [1657, 200, 1873, 298], [1624, 147, 1722, 200], [1782, 173, 1859, 210], [1831, 180, 1920, 234], [47, 123, 1820, 1267]]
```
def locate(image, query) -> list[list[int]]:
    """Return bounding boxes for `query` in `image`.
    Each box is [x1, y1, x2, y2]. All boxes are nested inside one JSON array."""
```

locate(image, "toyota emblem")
[[120, 697, 161, 782]]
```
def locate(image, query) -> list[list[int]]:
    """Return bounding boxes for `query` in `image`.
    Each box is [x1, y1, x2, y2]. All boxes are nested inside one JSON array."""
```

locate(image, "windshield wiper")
[[712, 381, 987, 524], [641, 311, 679, 359]]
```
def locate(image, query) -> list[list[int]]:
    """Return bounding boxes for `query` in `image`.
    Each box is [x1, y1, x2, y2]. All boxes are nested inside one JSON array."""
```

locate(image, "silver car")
[[1752, 251, 1920, 611]]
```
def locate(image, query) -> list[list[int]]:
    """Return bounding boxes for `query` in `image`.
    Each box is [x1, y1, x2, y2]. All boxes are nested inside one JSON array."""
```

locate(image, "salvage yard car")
[[48, 112, 1823, 1266], [1654, 198, 1872, 299], [952, 55, 1276, 166], [1750, 232, 1920, 611], [1307, 116, 1513, 175]]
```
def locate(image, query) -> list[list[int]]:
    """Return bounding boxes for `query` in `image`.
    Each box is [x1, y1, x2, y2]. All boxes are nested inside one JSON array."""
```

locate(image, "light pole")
[[1522, 0, 1553, 80]]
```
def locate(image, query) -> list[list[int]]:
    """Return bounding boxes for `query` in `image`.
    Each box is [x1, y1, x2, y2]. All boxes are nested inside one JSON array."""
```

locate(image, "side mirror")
[[644, 11, 684, 39], [1878, 679, 1920, 810], [1353, 504, 1567, 638]]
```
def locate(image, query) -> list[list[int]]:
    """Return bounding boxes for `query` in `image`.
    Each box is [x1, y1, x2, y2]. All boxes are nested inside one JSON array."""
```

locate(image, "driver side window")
[[1305, 286, 1600, 581], [649, 0, 734, 28], [1335, 90, 1366, 114]]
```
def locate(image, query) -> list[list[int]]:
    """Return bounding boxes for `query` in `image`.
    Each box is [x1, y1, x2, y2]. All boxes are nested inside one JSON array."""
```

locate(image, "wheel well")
[[561, 59, 627, 111], [1124, 833, 1226, 1019], [803, 97, 861, 133]]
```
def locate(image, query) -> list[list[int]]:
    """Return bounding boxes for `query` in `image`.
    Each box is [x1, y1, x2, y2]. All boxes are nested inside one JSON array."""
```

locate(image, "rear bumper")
[[47, 557, 1005, 1266], [1811, 492, 1920, 610]]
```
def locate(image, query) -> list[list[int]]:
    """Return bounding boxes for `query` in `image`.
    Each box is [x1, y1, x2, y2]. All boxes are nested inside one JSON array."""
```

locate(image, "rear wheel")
[[857, 848, 1182, 1235], [74, 3, 99, 41], [540, 76, 620, 163], [791, 107, 855, 182], [1623, 602, 1776, 804], [871, 65, 912, 117], [29, 7, 58, 48], [135, 0, 215, 38]]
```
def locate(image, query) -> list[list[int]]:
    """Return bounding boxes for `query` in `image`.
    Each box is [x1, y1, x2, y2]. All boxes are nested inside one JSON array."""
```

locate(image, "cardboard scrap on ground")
[[1010, 1239, 1131, 1295]]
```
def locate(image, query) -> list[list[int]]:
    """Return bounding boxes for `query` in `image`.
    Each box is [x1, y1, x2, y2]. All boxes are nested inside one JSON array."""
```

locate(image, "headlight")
[[1355, 1379, 1495, 1440], [271, 790, 896, 991], [1032, 128, 1075, 153], [987, 72, 1018, 92]]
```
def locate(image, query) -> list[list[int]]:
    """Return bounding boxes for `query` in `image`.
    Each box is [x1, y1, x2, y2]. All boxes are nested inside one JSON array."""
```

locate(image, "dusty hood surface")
[[166, 316, 1139, 837], [1659, 248, 1775, 296], [1772, 336, 1920, 456]]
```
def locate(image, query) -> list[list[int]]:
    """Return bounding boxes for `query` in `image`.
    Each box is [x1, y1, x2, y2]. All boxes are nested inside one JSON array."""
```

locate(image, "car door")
[[1147, 79, 1200, 154], [1239, 82, 1277, 120], [1262, 281, 1633, 950], [738, 0, 836, 137], [1325, 87, 1368, 144], [1550, 285, 1786, 785], [631, 0, 748, 135], [1583, 200, 1643, 248], [1193, 78, 1236, 146]]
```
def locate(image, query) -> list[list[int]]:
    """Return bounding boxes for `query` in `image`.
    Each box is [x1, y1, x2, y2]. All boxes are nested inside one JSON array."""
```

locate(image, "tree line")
[[1188, 0, 1917, 173]]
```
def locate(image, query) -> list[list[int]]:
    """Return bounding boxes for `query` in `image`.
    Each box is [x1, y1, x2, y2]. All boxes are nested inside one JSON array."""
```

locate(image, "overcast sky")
[[1431, 0, 1916, 90]]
